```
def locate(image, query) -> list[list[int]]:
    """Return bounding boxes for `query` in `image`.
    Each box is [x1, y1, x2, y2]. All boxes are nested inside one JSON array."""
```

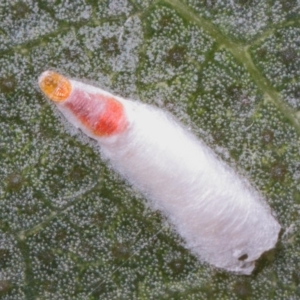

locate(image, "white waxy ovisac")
[[39, 71, 281, 275]]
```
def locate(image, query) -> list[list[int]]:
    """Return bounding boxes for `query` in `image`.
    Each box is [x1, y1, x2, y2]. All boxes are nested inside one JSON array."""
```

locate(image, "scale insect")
[[38, 70, 281, 275]]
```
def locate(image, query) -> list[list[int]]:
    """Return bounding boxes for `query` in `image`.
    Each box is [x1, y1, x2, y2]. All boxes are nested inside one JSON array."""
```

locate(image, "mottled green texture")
[[0, 0, 300, 299]]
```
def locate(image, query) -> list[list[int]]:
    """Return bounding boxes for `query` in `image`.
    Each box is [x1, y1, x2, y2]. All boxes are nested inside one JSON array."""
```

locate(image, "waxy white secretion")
[[39, 71, 281, 274]]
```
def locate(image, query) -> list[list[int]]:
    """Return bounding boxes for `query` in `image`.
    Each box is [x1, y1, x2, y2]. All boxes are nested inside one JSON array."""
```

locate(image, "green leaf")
[[1, 0, 300, 299]]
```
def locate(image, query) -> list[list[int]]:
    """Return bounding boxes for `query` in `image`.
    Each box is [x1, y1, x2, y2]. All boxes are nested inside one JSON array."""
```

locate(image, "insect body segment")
[[38, 71, 71, 102], [39, 71, 128, 137]]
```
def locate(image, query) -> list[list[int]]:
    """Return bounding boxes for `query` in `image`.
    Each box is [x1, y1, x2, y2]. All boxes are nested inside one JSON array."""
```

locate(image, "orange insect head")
[[39, 71, 72, 102]]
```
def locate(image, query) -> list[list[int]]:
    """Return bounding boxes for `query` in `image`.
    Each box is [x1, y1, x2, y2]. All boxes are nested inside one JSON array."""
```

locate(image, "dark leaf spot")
[[227, 84, 247, 104], [92, 211, 105, 225], [164, 101, 175, 112], [168, 258, 185, 275], [43, 280, 57, 293], [166, 46, 186, 67], [227, 84, 243, 100], [22, 204, 39, 216], [261, 129, 274, 144], [270, 163, 287, 181], [11, 1, 30, 20], [38, 124, 57, 139], [33, 190, 45, 201], [279, 0, 297, 10], [233, 280, 252, 298], [240, 96, 251, 106], [0, 76, 17, 93], [256, 47, 267, 59], [6, 172, 24, 191], [159, 15, 173, 28], [101, 37, 120, 56], [69, 166, 85, 181], [0, 280, 12, 295], [37, 251, 58, 273], [280, 48, 297, 65], [111, 243, 130, 261], [292, 86, 300, 99], [244, 117, 253, 128], [81, 242, 95, 257], [212, 130, 224, 142], [0, 249, 11, 268], [17, 204, 39, 216], [54, 229, 67, 242], [62, 48, 80, 61]]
